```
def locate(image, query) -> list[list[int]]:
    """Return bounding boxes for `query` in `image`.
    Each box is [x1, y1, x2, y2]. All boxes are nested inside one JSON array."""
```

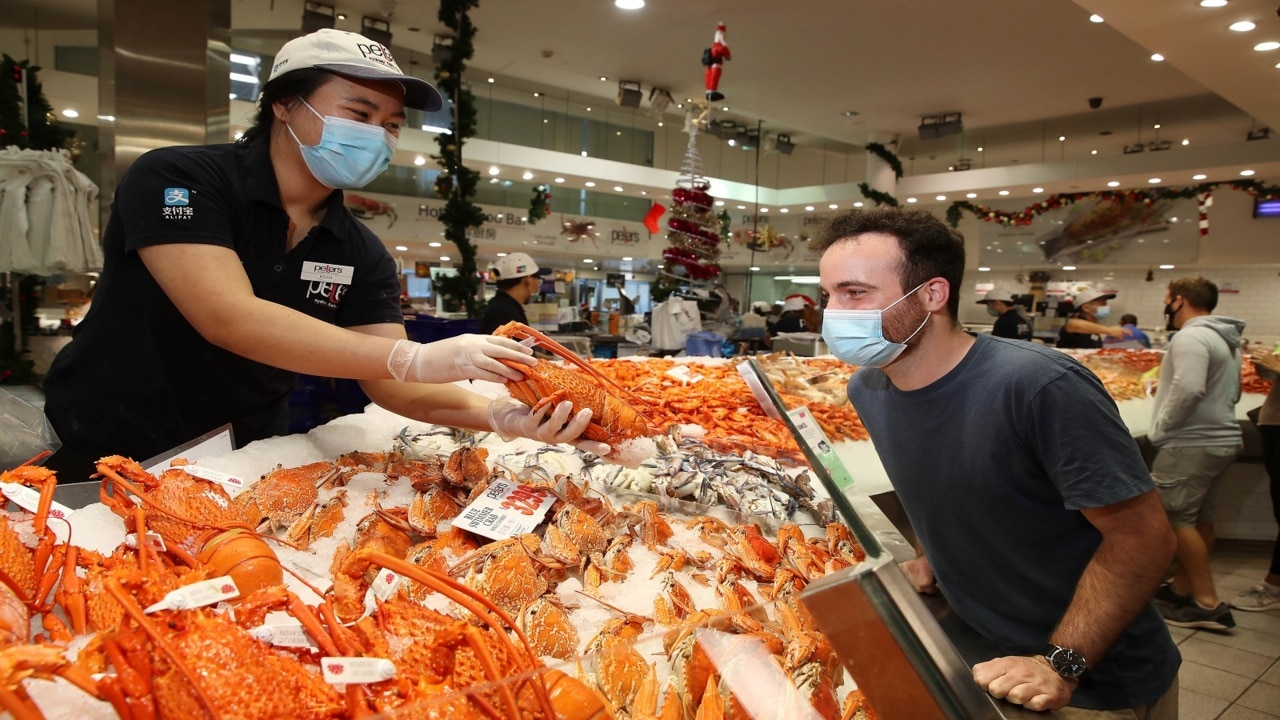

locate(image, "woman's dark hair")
[[238, 68, 334, 144], [813, 207, 966, 320]]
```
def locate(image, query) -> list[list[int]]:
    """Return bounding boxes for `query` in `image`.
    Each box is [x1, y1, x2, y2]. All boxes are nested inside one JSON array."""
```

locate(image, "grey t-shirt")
[[849, 334, 1179, 709]]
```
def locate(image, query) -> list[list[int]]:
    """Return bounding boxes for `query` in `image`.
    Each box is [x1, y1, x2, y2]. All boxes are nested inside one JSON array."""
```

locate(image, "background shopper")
[[41, 29, 606, 482], [1230, 344, 1280, 612], [1148, 276, 1245, 632], [815, 207, 1178, 715]]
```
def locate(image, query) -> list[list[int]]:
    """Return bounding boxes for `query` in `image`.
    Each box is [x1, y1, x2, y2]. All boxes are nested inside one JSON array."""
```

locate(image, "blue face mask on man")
[[821, 281, 930, 368], [288, 99, 397, 189]]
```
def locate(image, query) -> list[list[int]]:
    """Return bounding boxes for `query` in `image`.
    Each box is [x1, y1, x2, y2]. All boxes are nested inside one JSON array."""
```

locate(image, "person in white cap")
[[1056, 283, 1132, 349], [480, 252, 553, 335], [976, 285, 1032, 341], [42, 29, 609, 483]]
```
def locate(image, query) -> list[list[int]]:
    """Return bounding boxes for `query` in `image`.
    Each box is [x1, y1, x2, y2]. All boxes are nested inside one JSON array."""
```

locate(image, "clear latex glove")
[[487, 397, 612, 456], [386, 335, 535, 385]]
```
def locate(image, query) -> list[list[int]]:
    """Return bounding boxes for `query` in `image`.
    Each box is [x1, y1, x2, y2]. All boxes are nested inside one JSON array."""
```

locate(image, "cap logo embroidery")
[[356, 42, 396, 69]]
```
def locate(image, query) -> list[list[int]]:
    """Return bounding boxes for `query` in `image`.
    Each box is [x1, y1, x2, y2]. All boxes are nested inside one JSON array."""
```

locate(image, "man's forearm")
[[1048, 492, 1175, 665]]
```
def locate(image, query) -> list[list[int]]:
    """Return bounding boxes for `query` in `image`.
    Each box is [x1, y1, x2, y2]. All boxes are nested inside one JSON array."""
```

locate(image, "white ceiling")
[[5, 0, 1279, 273]]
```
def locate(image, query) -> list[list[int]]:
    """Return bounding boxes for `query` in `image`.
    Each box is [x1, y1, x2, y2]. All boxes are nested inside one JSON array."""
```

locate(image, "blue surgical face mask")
[[1094, 305, 1111, 320], [288, 99, 397, 189], [821, 281, 930, 368]]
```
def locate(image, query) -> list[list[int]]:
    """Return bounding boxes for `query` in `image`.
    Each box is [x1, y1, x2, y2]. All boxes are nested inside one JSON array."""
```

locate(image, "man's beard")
[[882, 293, 930, 353]]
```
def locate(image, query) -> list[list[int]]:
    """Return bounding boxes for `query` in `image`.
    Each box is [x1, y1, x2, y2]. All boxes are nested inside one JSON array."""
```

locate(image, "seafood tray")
[[1, 413, 880, 719]]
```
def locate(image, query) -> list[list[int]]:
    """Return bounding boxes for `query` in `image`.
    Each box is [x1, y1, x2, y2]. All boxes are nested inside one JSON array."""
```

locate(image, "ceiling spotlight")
[[1192, 174, 1207, 180], [1058, 135, 1066, 142], [429, 242, 442, 248], [805, 206, 814, 211], [1241, 169, 1256, 176], [521, 170, 533, 180], [1089, 14, 1104, 23], [1107, 181, 1120, 187], [1159, 264, 1176, 270], [439, 256, 451, 262], [1123, 143, 1146, 154], [554, 177, 565, 183], [1151, 53, 1165, 61], [935, 195, 947, 201], [584, 181, 596, 187], [965, 193, 977, 199], [977, 267, 990, 272], [1198, 0, 1227, 6], [1229, 20, 1256, 31], [1032, 188, 1044, 193], [997, 190, 1010, 196], [1148, 177, 1162, 184], [906, 198, 918, 203], [622, 256, 633, 261], [488, 166, 500, 176], [615, 0, 645, 9], [749, 266, 760, 271], [394, 245, 408, 251], [1255, 41, 1280, 51]]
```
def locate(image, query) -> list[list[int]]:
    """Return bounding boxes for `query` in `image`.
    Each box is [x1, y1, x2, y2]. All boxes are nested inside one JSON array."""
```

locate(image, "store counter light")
[[775, 275, 821, 284]]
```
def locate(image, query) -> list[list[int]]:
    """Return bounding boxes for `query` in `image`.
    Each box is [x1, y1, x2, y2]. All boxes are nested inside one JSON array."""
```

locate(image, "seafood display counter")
[[12, 400, 1045, 720]]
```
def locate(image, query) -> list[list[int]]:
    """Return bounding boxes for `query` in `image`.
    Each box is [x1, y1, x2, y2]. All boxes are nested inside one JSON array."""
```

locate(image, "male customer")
[[817, 207, 1178, 715], [479, 252, 552, 335], [1149, 276, 1245, 631], [976, 285, 1032, 340]]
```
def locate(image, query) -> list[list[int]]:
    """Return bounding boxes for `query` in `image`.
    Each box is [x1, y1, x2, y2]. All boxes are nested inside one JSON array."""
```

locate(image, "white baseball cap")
[[268, 29, 444, 111], [782, 294, 816, 312], [491, 252, 552, 280], [977, 285, 1018, 304], [1070, 283, 1116, 306]]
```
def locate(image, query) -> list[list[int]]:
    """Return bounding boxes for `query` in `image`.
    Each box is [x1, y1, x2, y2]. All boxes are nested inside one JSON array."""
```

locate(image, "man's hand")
[[487, 397, 611, 455], [900, 556, 938, 594], [1250, 346, 1280, 373], [972, 655, 1076, 712]]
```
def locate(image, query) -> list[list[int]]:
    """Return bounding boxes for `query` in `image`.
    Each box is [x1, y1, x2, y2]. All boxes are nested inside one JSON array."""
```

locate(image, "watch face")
[[1048, 647, 1087, 680]]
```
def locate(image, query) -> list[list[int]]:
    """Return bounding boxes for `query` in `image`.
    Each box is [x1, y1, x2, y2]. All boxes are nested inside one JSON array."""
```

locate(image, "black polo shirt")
[[1055, 311, 1104, 349], [43, 136, 403, 463], [479, 290, 529, 335], [992, 308, 1032, 341]]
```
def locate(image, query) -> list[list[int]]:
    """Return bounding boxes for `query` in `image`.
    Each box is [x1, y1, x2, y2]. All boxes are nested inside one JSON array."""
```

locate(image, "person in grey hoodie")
[[1149, 276, 1245, 632]]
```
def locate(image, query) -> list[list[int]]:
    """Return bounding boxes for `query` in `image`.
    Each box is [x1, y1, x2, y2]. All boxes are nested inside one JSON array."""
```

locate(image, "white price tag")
[[663, 365, 704, 385], [0, 482, 73, 521], [182, 465, 246, 490], [250, 622, 317, 649], [454, 478, 556, 542], [144, 576, 240, 614], [370, 570, 403, 601], [322, 657, 396, 685]]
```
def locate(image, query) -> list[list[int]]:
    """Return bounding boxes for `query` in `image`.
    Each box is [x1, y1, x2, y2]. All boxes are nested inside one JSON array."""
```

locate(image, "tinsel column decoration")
[[662, 127, 722, 280], [1197, 191, 1212, 237], [431, 0, 486, 318], [527, 184, 551, 224]]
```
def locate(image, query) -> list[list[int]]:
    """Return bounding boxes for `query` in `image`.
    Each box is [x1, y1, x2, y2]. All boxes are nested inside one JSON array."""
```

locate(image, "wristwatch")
[[1042, 644, 1087, 681]]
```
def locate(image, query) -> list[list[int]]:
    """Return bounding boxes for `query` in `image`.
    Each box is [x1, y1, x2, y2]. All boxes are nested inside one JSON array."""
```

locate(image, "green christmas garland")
[[944, 179, 1280, 228], [527, 184, 551, 224], [864, 142, 903, 179], [432, 0, 486, 318], [857, 182, 899, 207]]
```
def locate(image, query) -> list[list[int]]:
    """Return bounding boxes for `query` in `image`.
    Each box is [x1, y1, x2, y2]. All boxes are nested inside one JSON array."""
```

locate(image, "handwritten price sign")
[[455, 479, 556, 541]]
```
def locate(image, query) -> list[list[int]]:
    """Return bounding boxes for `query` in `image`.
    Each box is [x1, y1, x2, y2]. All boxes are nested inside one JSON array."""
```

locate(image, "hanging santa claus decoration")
[[702, 22, 731, 102]]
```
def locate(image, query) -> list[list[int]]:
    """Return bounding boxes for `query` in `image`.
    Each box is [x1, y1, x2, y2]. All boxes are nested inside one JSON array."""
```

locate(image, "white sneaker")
[[1229, 585, 1280, 612]]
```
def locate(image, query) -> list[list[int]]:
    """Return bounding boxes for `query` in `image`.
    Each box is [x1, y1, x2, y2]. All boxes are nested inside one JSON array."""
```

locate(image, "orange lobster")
[[492, 322, 663, 444]]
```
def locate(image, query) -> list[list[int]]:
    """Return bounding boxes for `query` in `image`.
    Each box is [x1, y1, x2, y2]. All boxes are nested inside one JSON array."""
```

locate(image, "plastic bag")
[[0, 389, 61, 470]]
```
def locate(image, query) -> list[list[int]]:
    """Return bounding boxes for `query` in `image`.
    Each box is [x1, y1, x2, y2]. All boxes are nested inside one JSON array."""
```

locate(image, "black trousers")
[[1260, 425, 1280, 577]]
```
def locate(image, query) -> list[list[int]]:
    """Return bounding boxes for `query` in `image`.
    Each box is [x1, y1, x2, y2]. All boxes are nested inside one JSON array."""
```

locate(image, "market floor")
[[1172, 550, 1280, 719]]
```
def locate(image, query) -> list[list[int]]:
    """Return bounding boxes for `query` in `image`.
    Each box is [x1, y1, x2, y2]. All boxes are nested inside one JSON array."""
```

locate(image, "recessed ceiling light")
[[1159, 264, 1176, 269], [1229, 20, 1256, 31], [998, 190, 1010, 196], [842, 110, 859, 117], [496, 252, 508, 257], [439, 256, 451, 262], [657, 122, 664, 127], [61, 108, 79, 118], [584, 181, 596, 187], [413, 156, 426, 166], [336, 12, 346, 20], [1058, 135, 1066, 142], [614, 186, 624, 191], [1062, 265, 1077, 271], [1153, 123, 1161, 129], [1032, 188, 1044, 193], [976, 147, 984, 152], [853, 201, 864, 207], [906, 197, 918, 203], [1241, 169, 1256, 176], [641, 191, 647, 195], [750, 266, 760, 271], [1148, 177, 1162, 184], [805, 206, 815, 212], [394, 245, 408, 251], [533, 92, 541, 97], [599, 76, 608, 82], [1107, 181, 1120, 187], [1182, 139, 1191, 146], [1151, 53, 1165, 61], [828, 204, 838, 209], [721, 106, 729, 112], [738, 205, 747, 210], [966, 193, 977, 199], [615, 0, 645, 9], [977, 267, 991, 272], [622, 256, 633, 261], [583, 258, 595, 263], [487, 77, 494, 84], [521, 171, 533, 180], [488, 166, 500, 176], [761, 208, 770, 213], [429, 241, 442, 248], [1192, 174, 1207, 180], [586, 107, 592, 112], [554, 177, 565, 183], [1256, 41, 1280, 51], [1199, 0, 1227, 6], [1090, 149, 1098, 155], [779, 208, 789, 213], [580, 151, 588, 157], [1089, 14, 1104, 23], [935, 195, 947, 201]]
